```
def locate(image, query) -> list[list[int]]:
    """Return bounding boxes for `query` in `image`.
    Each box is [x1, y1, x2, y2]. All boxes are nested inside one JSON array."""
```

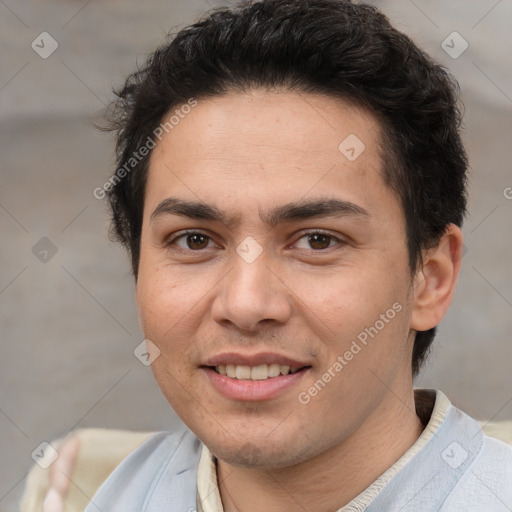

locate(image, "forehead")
[[144, 90, 397, 224]]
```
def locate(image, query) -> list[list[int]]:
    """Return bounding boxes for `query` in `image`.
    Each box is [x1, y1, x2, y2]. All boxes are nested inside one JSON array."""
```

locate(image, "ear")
[[410, 224, 464, 332]]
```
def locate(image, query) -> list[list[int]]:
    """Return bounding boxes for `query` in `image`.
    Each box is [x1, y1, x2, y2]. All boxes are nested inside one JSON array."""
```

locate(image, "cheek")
[[291, 264, 411, 375], [292, 265, 400, 330], [137, 275, 200, 406], [136, 265, 196, 330], [136, 267, 215, 370]]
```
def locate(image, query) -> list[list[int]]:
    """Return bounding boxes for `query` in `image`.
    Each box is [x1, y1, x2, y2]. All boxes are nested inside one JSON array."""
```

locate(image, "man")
[[73, 0, 511, 510]]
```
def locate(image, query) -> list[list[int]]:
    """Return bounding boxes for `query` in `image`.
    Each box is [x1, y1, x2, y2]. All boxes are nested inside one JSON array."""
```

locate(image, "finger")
[[48, 435, 81, 495], [42, 487, 65, 512]]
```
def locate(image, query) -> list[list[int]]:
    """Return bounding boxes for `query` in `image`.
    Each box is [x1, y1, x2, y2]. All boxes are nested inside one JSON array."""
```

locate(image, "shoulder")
[[441, 422, 512, 511], [84, 429, 202, 512], [418, 392, 512, 511], [101, 429, 199, 481], [476, 433, 512, 486]]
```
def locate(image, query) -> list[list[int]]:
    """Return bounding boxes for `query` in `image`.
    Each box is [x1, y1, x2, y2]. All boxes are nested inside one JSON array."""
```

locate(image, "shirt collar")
[[196, 389, 464, 512]]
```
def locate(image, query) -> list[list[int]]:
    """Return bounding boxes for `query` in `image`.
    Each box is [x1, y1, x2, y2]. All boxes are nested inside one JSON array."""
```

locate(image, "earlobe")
[[410, 224, 464, 332]]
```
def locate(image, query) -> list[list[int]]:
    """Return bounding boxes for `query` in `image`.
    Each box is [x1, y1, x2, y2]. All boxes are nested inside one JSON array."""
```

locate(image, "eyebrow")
[[150, 197, 369, 227]]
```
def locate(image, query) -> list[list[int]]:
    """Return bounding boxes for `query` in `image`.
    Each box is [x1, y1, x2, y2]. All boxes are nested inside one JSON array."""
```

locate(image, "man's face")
[[136, 90, 417, 468]]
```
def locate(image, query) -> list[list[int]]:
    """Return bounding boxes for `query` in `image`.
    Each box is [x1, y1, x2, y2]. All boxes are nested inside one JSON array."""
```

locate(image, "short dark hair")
[[103, 0, 468, 376]]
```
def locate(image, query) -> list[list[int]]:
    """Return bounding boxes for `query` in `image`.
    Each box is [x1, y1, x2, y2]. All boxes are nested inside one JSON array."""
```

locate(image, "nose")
[[210, 249, 292, 333]]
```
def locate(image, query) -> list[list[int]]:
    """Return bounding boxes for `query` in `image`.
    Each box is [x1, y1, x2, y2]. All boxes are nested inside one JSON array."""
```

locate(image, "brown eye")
[[184, 233, 210, 250], [307, 233, 332, 250], [165, 231, 214, 252], [293, 231, 345, 252]]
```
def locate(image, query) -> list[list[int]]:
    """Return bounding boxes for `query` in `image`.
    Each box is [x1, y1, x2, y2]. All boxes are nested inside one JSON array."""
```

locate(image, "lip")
[[202, 366, 310, 401], [203, 351, 309, 368]]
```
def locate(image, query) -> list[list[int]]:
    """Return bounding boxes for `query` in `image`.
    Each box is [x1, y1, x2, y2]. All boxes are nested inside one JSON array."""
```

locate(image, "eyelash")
[[164, 229, 345, 254]]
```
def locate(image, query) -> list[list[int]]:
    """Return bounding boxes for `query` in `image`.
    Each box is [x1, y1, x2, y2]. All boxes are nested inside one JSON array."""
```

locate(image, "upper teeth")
[[216, 364, 300, 380]]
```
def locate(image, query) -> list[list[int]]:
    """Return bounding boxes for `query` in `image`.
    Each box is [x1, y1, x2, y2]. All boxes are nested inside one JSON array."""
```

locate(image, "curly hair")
[[102, 0, 468, 376]]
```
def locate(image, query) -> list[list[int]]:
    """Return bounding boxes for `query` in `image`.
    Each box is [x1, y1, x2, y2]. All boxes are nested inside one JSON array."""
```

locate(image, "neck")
[[217, 388, 425, 512]]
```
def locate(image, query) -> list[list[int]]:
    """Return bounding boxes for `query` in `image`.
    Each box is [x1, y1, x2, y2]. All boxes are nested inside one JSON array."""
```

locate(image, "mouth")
[[201, 356, 311, 401], [208, 363, 308, 380]]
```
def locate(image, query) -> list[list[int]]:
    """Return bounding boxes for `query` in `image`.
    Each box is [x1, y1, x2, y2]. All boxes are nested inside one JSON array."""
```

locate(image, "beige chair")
[[20, 422, 512, 512], [20, 429, 154, 512]]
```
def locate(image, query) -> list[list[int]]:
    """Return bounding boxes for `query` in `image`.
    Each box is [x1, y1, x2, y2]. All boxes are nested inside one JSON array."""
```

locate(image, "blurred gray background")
[[1, 0, 511, 509]]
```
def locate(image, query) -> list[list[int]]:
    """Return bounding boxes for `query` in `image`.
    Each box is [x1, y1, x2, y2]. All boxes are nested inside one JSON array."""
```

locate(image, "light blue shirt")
[[84, 389, 512, 511]]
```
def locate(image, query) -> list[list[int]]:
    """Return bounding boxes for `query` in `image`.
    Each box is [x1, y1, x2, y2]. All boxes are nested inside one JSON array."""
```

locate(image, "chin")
[[206, 435, 314, 470]]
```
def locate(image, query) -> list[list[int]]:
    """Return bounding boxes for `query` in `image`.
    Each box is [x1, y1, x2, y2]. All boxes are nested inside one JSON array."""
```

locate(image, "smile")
[[213, 363, 302, 380], [202, 364, 310, 401]]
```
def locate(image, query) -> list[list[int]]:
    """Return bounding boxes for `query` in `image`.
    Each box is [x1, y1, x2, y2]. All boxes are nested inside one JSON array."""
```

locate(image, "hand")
[[42, 435, 81, 512]]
